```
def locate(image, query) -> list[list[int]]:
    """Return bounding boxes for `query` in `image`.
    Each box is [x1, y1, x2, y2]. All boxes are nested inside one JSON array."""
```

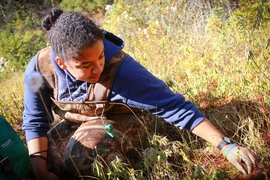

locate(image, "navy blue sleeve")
[[22, 55, 53, 142], [110, 56, 205, 131]]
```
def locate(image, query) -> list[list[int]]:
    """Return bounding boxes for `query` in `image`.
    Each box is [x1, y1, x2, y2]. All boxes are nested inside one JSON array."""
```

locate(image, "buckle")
[[0, 157, 14, 173]]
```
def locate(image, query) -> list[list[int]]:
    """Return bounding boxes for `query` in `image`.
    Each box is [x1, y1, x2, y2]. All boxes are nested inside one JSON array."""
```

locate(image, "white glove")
[[224, 144, 256, 174]]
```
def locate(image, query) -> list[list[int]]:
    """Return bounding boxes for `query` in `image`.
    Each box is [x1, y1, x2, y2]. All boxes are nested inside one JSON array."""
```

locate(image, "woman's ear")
[[55, 56, 67, 70]]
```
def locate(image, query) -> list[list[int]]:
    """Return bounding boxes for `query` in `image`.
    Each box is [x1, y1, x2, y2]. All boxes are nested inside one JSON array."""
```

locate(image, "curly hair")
[[41, 8, 104, 61]]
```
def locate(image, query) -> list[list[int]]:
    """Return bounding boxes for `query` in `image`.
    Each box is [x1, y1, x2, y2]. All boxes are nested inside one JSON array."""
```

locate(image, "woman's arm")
[[27, 137, 60, 180], [191, 118, 224, 147], [191, 118, 256, 175]]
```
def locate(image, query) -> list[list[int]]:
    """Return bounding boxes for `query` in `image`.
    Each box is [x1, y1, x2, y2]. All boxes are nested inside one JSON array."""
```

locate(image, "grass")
[[0, 71, 25, 139], [1, 0, 270, 179]]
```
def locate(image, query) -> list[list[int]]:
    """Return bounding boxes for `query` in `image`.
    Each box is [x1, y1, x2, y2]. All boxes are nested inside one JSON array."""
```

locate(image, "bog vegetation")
[[0, 0, 269, 179]]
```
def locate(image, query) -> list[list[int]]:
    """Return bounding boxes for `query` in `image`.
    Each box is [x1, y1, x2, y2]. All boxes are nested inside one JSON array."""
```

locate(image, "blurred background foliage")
[[0, 0, 269, 74], [0, 0, 113, 73]]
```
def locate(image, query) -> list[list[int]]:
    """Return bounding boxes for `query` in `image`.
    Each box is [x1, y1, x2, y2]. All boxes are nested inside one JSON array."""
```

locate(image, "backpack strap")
[[35, 46, 58, 99], [0, 155, 22, 180]]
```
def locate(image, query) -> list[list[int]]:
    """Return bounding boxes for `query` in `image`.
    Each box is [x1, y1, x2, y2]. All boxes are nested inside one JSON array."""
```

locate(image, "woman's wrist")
[[29, 149, 48, 161], [32, 158, 50, 179], [191, 118, 225, 147], [222, 143, 238, 157], [220, 144, 232, 152]]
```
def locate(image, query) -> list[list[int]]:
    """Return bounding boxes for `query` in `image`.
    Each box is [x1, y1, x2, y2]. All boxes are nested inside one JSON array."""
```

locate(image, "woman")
[[22, 8, 256, 180]]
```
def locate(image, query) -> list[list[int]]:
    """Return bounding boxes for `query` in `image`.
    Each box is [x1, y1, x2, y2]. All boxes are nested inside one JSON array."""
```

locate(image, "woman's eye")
[[100, 54, 104, 59], [80, 65, 90, 69]]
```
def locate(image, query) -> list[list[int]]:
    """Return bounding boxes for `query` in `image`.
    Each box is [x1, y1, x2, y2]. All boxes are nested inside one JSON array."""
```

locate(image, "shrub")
[[0, 10, 47, 72]]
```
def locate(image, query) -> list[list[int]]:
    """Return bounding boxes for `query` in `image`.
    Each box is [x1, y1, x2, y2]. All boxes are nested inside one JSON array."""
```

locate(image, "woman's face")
[[57, 40, 105, 83]]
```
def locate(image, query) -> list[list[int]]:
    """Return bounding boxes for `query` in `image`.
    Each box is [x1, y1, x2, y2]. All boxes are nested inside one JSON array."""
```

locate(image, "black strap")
[[0, 155, 22, 180]]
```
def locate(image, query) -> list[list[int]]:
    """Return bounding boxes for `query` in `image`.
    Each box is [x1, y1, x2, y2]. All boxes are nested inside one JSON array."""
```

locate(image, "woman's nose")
[[92, 63, 103, 74]]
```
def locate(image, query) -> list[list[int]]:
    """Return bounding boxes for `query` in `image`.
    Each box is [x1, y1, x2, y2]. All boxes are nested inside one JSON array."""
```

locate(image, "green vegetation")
[[0, 0, 269, 179]]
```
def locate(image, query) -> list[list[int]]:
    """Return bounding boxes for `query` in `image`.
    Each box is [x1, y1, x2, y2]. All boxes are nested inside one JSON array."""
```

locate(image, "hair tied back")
[[41, 8, 63, 31]]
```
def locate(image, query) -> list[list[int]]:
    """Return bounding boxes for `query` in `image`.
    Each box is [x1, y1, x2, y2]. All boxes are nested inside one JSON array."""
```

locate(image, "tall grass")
[[0, 71, 25, 138], [0, 0, 269, 179], [101, 0, 270, 179]]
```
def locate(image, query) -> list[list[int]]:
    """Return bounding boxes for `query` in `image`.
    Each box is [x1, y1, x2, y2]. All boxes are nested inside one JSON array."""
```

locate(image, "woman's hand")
[[30, 156, 60, 180], [27, 137, 60, 180], [223, 144, 257, 175], [191, 119, 257, 175], [36, 171, 60, 180]]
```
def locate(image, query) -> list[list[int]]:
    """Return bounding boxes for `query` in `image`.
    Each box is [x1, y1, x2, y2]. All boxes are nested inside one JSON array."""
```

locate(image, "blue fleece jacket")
[[22, 31, 205, 142]]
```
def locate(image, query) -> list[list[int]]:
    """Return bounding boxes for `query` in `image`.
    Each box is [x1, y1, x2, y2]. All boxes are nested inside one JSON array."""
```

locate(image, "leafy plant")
[[0, 10, 47, 72]]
